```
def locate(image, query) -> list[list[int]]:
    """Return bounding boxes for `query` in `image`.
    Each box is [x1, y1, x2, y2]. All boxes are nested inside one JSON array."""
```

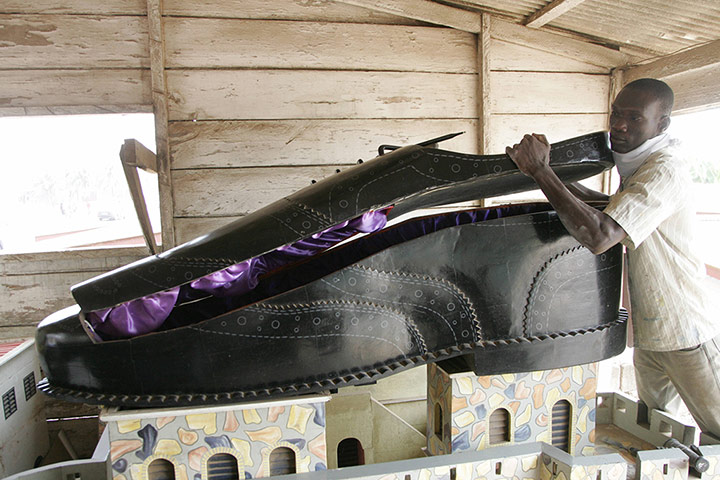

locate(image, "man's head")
[[609, 78, 674, 153]]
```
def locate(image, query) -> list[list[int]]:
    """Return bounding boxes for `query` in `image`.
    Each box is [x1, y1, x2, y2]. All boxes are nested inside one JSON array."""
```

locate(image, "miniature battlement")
[[273, 442, 627, 480], [596, 391, 699, 445]]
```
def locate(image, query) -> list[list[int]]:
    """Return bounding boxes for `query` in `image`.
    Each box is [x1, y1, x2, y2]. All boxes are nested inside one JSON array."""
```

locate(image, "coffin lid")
[[71, 131, 613, 312]]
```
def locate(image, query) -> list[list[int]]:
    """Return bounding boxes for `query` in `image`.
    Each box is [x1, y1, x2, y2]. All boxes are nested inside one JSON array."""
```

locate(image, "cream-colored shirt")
[[604, 146, 719, 351]]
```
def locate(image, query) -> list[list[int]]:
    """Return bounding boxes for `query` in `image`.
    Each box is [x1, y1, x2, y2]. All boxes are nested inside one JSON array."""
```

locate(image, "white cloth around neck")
[[612, 133, 671, 179]]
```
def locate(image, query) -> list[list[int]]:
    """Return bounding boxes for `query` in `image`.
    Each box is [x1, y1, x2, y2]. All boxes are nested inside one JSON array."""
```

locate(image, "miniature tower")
[[427, 362, 598, 457]]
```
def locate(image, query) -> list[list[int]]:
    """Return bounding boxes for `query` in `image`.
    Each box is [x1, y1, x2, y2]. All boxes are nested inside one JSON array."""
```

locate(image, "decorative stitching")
[[235, 300, 427, 355], [291, 202, 334, 225], [321, 264, 479, 342], [523, 246, 620, 335]]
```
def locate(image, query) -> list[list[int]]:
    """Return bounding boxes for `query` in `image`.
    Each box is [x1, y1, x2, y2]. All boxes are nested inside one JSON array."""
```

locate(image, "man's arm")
[[566, 182, 610, 203], [505, 134, 626, 254]]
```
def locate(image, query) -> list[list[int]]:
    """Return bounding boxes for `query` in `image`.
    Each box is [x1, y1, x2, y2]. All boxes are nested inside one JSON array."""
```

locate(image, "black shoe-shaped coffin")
[[36, 132, 625, 407]]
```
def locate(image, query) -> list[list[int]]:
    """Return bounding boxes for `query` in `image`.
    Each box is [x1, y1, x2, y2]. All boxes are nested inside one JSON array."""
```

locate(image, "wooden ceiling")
[[338, 0, 720, 65]]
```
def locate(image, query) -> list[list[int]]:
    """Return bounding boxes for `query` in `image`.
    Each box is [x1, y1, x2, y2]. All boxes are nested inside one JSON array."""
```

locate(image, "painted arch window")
[[147, 458, 175, 480], [488, 407, 511, 444], [551, 399, 572, 452], [206, 452, 241, 480], [269, 446, 296, 476]]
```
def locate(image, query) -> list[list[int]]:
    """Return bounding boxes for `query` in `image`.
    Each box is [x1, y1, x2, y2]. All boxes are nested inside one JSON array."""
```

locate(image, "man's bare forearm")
[[566, 182, 610, 203], [530, 167, 625, 254]]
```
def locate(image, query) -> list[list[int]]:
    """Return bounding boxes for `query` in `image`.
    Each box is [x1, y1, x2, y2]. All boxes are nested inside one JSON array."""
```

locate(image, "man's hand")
[[505, 133, 551, 177]]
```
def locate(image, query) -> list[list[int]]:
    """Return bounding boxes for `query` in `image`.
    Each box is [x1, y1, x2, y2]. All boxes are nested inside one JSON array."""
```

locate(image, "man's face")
[[609, 87, 669, 153]]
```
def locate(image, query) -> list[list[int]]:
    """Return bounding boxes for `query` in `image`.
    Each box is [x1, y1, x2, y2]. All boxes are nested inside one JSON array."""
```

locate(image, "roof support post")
[[147, 0, 175, 250]]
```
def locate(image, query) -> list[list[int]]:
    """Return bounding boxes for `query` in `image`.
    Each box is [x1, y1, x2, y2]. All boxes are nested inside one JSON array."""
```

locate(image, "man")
[[505, 78, 720, 439]]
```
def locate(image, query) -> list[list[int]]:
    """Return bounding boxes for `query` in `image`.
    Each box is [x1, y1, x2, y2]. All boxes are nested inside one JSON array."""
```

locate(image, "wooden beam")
[[147, 0, 175, 250], [120, 139, 159, 254], [490, 18, 635, 69], [333, 0, 482, 33], [664, 63, 720, 113], [0, 247, 145, 276], [477, 13, 491, 155], [622, 39, 720, 83], [602, 68, 624, 195], [476, 13, 491, 208], [524, 0, 588, 28], [121, 138, 158, 172]]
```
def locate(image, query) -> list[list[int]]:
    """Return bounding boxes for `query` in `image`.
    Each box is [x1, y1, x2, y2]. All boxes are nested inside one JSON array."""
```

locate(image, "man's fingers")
[[532, 133, 550, 146]]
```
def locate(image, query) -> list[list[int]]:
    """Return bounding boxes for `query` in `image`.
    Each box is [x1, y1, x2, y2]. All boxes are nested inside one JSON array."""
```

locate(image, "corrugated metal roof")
[[444, 0, 547, 20], [439, 0, 720, 60], [552, 0, 720, 55]]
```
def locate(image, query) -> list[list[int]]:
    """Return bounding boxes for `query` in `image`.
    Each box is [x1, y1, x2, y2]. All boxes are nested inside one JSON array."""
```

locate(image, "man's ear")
[[658, 115, 671, 134]]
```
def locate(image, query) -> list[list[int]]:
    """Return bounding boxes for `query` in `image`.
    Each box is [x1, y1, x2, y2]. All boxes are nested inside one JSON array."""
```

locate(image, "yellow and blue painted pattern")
[[428, 363, 598, 455], [106, 400, 327, 480]]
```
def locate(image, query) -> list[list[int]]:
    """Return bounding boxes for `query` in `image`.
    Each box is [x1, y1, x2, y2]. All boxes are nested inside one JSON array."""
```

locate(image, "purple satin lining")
[[87, 210, 389, 339], [87, 288, 180, 339], [189, 210, 388, 297]]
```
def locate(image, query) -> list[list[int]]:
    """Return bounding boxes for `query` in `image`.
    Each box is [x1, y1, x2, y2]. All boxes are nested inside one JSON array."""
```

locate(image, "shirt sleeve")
[[603, 153, 687, 250]]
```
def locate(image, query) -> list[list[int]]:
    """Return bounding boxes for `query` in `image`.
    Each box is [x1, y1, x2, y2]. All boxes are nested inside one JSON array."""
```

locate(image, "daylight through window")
[[0, 113, 158, 254]]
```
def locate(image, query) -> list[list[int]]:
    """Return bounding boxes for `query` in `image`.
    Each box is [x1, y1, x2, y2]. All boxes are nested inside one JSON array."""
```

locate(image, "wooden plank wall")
[[165, 1, 480, 243], [485, 19, 610, 154], [482, 18, 611, 202], [166, 7, 613, 243], [0, 0, 151, 116]]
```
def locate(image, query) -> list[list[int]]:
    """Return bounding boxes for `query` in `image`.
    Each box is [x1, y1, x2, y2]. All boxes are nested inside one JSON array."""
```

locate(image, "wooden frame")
[[119, 139, 160, 254]]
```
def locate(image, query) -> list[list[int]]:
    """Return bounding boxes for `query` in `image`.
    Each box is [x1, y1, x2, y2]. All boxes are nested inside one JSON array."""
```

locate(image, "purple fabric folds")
[[190, 210, 389, 297], [87, 210, 389, 340], [87, 287, 180, 339]]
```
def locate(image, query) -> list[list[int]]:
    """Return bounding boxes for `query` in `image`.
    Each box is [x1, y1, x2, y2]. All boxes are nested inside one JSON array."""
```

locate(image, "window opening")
[[434, 403, 444, 439], [269, 447, 296, 476], [206, 453, 240, 480], [0, 113, 158, 254], [147, 458, 175, 480], [337, 437, 365, 468], [636, 400, 649, 425], [23, 371, 37, 400], [3, 388, 17, 419], [551, 400, 571, 452], [670, 108, 720, 270], [488, 408, 510, 444]]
